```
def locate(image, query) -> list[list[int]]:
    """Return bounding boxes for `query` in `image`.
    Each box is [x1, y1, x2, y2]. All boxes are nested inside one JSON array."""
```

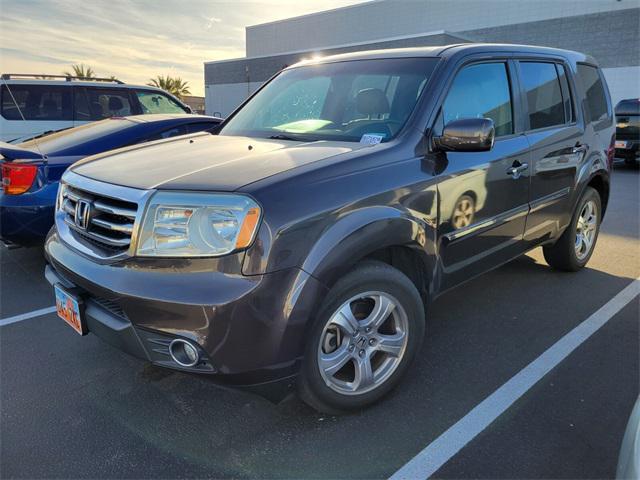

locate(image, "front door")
[[432, 61, 531, 290]]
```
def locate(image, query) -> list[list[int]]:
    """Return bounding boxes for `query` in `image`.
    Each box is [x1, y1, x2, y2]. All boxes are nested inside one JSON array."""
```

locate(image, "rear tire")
[[298, 260, 425, 414], [543, 186, 601, 272]]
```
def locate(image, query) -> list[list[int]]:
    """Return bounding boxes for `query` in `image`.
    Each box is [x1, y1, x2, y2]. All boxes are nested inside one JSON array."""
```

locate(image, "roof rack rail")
[[0, 73, 124, 84]]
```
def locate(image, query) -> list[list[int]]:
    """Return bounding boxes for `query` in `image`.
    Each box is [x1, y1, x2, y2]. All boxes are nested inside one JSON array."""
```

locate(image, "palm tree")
[[63, 64, 95, 79], [148, 75, 191, 99]]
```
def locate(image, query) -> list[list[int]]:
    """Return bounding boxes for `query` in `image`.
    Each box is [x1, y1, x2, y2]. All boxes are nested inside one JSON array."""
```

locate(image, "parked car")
[[0, 114, 221, 247], [617, 396, 640, 479], [614, 98, 639, 166], [0, 74, 193, 142], [44, 44, 614, 413]]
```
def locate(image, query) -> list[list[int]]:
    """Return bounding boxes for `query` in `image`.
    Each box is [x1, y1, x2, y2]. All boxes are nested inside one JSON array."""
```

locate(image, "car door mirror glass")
[[434, 118, 495, 152]]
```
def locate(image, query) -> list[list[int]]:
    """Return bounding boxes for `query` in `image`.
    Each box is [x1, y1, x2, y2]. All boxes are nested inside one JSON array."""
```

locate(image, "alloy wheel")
[[575, 199, 598, 260], [317, 291, 409, 396]]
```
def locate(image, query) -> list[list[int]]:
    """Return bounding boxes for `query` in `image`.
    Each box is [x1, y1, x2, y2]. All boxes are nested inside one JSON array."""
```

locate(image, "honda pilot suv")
[[44, 44, 614, 413]]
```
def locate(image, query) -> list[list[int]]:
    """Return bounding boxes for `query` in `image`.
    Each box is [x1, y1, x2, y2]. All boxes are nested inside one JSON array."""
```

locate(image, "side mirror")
[[184, 105, 194, 114], [433, 118, 495, 152]]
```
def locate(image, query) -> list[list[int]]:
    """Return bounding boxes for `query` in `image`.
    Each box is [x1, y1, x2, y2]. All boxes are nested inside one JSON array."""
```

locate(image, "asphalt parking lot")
[[1, 162, 638, 479]]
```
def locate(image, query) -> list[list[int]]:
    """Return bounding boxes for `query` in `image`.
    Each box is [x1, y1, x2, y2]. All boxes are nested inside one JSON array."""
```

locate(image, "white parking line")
[[390, 277, 640, 480], [0, 306, 56, 327]]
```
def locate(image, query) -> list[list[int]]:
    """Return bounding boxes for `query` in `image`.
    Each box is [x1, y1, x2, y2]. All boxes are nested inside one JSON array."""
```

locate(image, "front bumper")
[[44, 230, 328, 386]]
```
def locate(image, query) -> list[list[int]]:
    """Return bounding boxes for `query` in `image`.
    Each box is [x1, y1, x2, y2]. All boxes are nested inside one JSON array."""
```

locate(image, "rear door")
[[518, 59, 584, 244], [0, 84, 74, 141], [434, 59, 531, 290]]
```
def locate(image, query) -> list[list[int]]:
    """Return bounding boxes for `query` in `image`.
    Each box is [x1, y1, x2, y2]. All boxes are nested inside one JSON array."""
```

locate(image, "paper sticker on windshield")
[[360, 134, 385, 145]]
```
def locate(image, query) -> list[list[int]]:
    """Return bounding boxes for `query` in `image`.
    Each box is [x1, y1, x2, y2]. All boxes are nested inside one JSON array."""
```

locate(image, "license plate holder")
[[54, 284, 87, 335]]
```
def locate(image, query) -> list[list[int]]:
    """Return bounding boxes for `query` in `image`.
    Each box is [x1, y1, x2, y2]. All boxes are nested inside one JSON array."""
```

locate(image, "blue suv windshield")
[[219, 57, 439, 143]]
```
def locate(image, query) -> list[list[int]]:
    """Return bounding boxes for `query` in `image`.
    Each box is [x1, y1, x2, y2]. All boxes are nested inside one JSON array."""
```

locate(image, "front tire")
[[298, 261, 425, 413], [543, 186, 601, 271]]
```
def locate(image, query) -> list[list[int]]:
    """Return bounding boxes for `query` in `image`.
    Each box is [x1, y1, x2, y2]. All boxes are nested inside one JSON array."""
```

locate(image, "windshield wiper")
[[268, 133, 317, 142]]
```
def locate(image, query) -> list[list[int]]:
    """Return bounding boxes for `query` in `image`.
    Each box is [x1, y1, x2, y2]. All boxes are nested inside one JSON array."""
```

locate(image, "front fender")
[[300, 206, 436, 293]]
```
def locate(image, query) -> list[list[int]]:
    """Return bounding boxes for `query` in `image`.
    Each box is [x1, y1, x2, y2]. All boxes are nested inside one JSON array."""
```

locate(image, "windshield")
[[220, 58, 439, 143], [19, 118, 134, 152]]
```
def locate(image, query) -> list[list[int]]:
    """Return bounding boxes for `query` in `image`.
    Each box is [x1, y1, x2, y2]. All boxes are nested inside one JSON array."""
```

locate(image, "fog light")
[[169, 339, 200, 367]]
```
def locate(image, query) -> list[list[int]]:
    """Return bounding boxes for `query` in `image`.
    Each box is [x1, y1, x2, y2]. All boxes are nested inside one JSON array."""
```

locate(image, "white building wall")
[[602, 66, 640, 106], [246, 0, 635, 57], [206, 82, 264, 117]]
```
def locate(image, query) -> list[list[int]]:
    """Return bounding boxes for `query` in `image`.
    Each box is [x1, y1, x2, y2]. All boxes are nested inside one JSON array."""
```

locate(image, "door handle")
[[506, 162, 528, 179], [571, 145, 587, 155]]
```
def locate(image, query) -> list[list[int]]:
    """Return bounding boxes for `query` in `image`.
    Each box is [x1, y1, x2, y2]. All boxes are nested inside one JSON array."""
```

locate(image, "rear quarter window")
[[577, 64, 609, 123], [1, 85, 73, 121]]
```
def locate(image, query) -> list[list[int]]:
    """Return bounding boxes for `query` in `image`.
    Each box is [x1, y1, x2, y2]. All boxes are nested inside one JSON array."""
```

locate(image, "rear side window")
[[187, 122, 217, 133], [1, 85, 73, 121], [442, 62, 513, 137], [577, 64, 609, 123], [145, 124, 189, 141], [519, 62, 565, 130], [85, 88, 134, 120], [136, 91, 186, 114]]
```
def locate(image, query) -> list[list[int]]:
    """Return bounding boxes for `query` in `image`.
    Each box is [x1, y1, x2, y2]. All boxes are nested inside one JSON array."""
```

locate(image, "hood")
[[70, 133, 369, 191]]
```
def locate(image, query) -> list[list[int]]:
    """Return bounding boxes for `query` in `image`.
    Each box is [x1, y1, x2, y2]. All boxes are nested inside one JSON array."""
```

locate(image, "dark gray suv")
[[45, 44, 614, 413]]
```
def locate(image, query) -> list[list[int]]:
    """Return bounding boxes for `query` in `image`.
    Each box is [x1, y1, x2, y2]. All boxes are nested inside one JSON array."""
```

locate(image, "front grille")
[[60, 184, 138, 255]]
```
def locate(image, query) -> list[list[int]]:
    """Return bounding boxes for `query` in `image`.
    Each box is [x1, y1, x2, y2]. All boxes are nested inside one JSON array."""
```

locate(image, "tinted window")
[[556, 64, 575, 123], [19, 118, 134, 152], [85, 88, 134, 120], [615, 99, 640, 116], [74, 88, 91, 121], [136, 91, 186, 114], [577, 64, 608, 123], [1, 85, 72, 121], [145, 125, 189, 141], [220, 58, 439, 143], [442, 62, 513, 137], [520, 62, 565, 130], [187, 122, 217, 133]]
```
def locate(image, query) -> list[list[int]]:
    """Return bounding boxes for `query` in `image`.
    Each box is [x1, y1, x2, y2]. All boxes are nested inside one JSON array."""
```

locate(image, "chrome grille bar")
[[57, 174, 149, 258], [91, 217, 134, 234], [93, 200, 137, 219]]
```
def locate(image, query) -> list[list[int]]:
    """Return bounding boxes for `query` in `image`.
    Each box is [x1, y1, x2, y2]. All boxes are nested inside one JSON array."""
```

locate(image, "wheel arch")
[[586, 172, 610, 219], [300, 206, 437, 303]]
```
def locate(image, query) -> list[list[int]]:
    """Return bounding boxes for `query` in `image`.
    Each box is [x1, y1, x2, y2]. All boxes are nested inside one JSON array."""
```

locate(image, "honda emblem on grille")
[[74, 199, 92, 230]]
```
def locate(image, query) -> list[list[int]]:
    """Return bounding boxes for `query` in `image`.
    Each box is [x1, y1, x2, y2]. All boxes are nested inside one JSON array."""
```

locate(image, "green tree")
[[148, 75, 191, 99], [63, 64, 95, 79]]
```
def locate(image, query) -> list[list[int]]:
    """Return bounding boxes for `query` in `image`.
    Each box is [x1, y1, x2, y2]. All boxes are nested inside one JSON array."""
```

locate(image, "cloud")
[[0, 0, 368, 96]]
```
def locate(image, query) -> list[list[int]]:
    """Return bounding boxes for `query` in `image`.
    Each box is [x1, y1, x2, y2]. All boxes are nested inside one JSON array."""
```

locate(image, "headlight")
[[136, 192, 261, 257]]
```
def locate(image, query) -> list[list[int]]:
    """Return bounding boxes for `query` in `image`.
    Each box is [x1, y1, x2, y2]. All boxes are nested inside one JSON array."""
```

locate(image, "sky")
[[0, 0, 367, 96]]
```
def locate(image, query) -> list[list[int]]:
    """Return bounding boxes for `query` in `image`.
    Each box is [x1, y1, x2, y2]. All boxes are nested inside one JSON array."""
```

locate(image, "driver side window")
[[440, 62, 513, 137]]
